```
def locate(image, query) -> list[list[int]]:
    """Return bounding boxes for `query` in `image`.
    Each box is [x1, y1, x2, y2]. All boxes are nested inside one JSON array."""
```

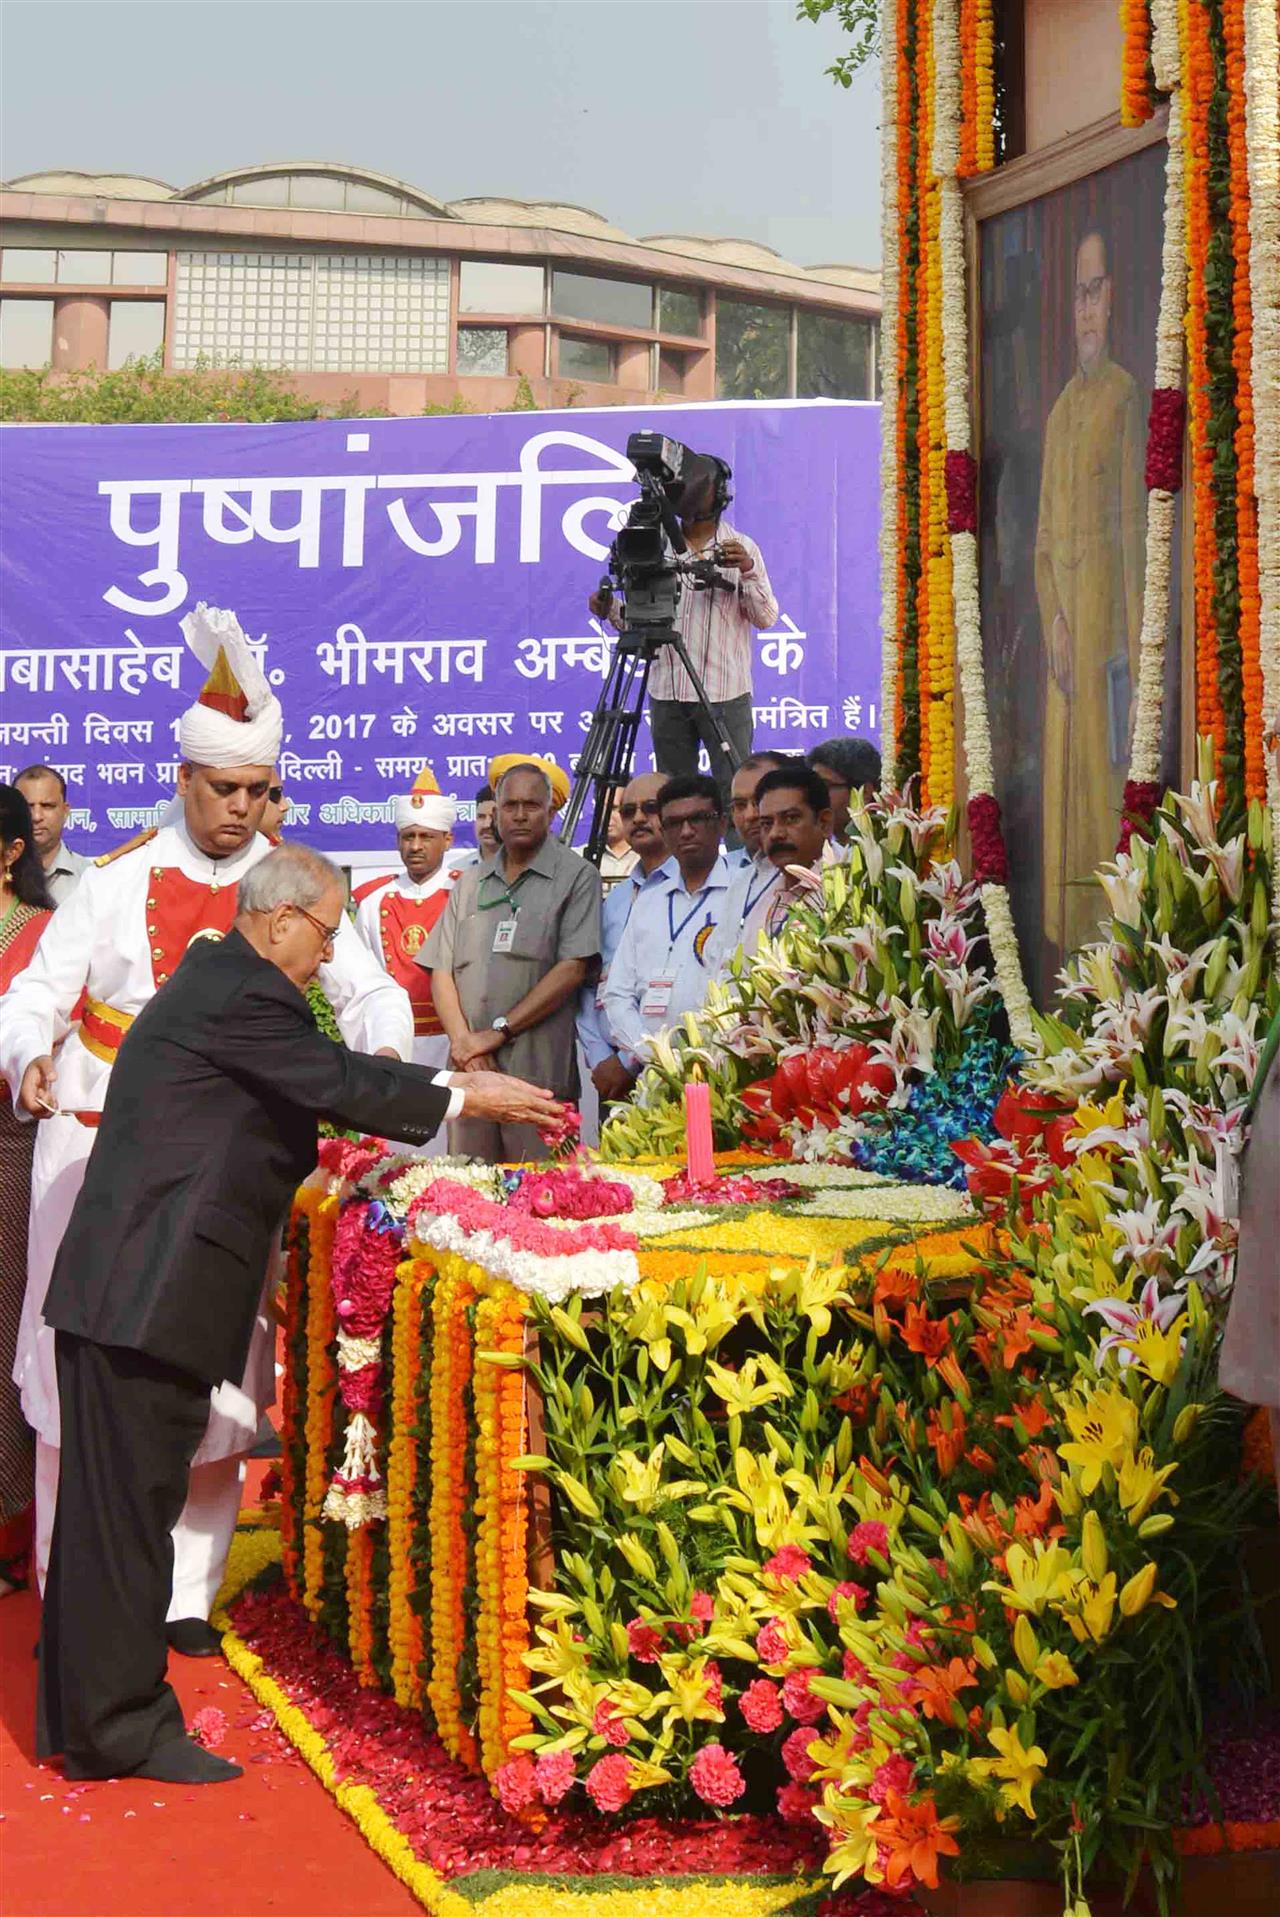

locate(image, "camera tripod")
[[558, 620, 742, 864]]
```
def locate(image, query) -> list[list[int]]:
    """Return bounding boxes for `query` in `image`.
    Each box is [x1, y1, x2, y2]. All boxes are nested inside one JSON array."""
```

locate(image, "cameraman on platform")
[[588, 455, 778, 818]]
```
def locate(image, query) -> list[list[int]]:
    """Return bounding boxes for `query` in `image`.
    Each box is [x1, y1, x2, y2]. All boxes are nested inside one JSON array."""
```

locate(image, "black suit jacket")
[[44, 929, 450, 1389]]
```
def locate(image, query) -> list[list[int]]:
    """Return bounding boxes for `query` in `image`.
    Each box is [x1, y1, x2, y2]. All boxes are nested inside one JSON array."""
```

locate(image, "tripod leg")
[[559, 637, 654, 863], [665, 634, 746, 778]]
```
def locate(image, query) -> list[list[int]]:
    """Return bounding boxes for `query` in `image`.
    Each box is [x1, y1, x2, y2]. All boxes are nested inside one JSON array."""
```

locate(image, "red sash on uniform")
[[378, 887, 452, 1037], [146, 866, 240, 989]]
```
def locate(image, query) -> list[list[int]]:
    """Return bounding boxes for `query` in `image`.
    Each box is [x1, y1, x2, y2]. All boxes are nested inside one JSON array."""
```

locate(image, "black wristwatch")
[[491, 1015, 512, 1045]]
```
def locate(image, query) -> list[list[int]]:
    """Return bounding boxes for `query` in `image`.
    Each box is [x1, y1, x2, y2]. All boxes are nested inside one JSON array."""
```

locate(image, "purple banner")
[[0, 399, 881, 858]]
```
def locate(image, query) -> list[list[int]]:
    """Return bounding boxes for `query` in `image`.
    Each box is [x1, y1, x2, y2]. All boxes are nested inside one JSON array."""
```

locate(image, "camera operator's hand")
[[716, 537, 754, 576], [452, 1070, 565, 1130], [588, 587, 614, 620]]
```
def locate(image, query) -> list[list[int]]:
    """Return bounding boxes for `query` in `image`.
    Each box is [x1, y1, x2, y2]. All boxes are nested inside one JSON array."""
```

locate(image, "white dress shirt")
[[576, 857, 673, 1070], [604, 855, 731, 1066], [708, 851, 783, 975]]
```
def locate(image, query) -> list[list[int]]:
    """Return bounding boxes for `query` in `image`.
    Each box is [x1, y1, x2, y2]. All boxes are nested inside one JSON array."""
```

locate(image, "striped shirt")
[[646, 522, 779, 704]]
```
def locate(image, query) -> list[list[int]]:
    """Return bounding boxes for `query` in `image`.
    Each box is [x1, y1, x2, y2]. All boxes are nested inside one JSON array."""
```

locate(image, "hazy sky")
[[0, 0, 883, 267]]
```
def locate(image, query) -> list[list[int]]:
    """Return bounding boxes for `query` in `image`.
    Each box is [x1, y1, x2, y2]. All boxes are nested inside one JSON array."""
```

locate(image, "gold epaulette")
[[93, 825, 158, 868]]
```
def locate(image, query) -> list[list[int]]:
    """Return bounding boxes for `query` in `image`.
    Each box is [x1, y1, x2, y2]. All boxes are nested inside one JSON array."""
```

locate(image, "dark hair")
[[15, 762, 67, 800], [657, 773, 723, 817], [807, 737, 882, 790], [0, 784, 55, 910], [754, 764, 833, 817], [474, 785, 494, 804], [738, 750, 791, 776]]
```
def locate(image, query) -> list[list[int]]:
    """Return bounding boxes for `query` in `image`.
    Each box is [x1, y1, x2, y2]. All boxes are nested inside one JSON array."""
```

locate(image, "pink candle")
[[684, 1080, 716, 1186]]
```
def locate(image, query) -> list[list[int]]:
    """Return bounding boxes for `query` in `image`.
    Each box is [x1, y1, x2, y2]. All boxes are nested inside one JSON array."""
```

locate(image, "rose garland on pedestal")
[[321, 1198, 404, 1528]]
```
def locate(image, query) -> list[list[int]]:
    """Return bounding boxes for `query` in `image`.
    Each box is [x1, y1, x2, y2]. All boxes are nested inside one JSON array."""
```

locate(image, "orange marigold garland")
[[1184, 0, 1226, 752], [427, 1258, 479, 1771], [1122, 0, 1157, 125], [473, 1285, 534, 1781], [346, 1520, 377, 1687], [387, 1259, 426, 1710]]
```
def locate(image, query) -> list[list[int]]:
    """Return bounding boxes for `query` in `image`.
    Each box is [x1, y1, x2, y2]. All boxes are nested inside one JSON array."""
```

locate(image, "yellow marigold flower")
[[1058, 1385, 1140, 1494]]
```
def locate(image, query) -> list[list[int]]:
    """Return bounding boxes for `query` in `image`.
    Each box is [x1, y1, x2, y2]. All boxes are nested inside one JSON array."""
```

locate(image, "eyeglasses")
[[619, 800, 661, 819], [267, 786, 283, 805], [1074, 274, 1108, 308], [292, 903, 343, 948], [663, 809, 720, 830]]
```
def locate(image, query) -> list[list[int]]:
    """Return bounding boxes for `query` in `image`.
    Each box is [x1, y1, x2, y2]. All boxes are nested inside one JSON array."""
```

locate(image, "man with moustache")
[[710, 750, 792, 967], [576, 771, 673, 1108], [751, 761, 834, 946]]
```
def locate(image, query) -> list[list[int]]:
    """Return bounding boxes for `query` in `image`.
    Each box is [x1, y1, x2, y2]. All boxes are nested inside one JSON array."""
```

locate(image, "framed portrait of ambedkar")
[[966, 115, 1186, 1007]]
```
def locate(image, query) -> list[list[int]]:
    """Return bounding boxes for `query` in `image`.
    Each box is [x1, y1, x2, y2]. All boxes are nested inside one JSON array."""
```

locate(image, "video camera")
[[601, 431, 731, 647]]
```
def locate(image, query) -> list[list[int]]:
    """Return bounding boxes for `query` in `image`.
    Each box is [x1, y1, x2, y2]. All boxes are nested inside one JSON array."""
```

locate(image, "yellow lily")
[[1058, 1385, 1140, 1494], [985, 1723, 1048, 1819], [983, 1539, 1073, 1616], [1054, 1569, 1118, 1644], [1033, 1650, 1080, 1690], [705, 1354, 793, 1417], [656, 1654, 726, 1731], [1117, 1445, 1179, 1524]]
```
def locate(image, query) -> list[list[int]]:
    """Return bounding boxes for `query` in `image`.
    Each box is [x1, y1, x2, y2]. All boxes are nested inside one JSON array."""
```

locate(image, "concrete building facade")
[[0, 162, 881, 414]]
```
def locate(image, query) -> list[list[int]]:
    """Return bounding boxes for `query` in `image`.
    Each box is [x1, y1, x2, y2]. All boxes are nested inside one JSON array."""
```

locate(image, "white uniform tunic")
[[0, 817, 414, 1460], [352, 863, 459, 1074]]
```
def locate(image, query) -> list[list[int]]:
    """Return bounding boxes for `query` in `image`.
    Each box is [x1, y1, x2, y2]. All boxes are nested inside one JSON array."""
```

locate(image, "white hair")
[[494, 762, 553, 804], [237, 843, 345, 916]]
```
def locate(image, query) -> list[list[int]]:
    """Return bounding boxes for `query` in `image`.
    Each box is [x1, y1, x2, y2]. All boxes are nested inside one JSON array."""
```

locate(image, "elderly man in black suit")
[[37, 842, 562, 1786]]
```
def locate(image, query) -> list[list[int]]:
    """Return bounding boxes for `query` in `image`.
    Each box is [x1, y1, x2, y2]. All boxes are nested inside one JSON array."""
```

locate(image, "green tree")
[[796, 0, 880, 82]]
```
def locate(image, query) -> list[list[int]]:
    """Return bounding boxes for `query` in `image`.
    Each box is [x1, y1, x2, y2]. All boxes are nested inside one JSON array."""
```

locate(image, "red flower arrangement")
[[408, 1178, 637, 1260], [1118, 778, 1164, 854], [507, 1165, 636, 1221], [944, 449, 978, 535], [966, 792, 1009, 886], [660, 1169, 800, 1206], [1145, 387, 1187, 494]]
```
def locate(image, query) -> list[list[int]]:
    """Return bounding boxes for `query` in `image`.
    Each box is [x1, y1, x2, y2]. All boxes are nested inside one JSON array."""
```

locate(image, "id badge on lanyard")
[[492, 916, 519, 954], [641, 973, 675, 1018]]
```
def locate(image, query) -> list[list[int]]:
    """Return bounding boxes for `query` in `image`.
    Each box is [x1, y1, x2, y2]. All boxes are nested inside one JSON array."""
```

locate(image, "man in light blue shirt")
[[576, 772, 673, 1103], [724, 749, 790, 873], [604, 775, 730, 1069]]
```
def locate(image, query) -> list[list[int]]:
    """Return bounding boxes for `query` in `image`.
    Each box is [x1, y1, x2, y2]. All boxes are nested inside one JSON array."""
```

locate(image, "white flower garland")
[[746, 1162, 893, 1189], [796, 1185, 976, 1224], [408, 1208, 640, 1304], [1242, 0, 1280, 911], [930, 0, 1035, 1048], [879, 0, 902, 788], [1129, 92, 1188, 785]]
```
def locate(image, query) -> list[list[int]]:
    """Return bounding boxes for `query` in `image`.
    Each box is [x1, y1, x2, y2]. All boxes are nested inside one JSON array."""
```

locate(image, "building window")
[[457, 327, 508, 376], [56, 250, 114, 286], [551, 271, 652, 330], [558, 333, 613, 383], [108, 299, 166, 369], [714, 297, 790, 399], [658, 285, 702, 337], [172, 249, 450, 374], [796, 310, 873, 399], [111, 252, 168, 287], [458, 260, 544, 316], [657, 347, 688, 394], [1, 249, 57, 284], [0, 298, 54, 368]]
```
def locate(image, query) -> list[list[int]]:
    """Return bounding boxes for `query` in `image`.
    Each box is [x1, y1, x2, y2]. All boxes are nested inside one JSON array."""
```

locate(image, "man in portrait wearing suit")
[[36, 842, 562, 1787]]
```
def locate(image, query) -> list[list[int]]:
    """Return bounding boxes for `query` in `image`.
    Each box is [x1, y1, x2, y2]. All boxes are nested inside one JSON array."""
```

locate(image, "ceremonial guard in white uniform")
[[0, 606, 412, 1637], [352, 766, 462, 1077]]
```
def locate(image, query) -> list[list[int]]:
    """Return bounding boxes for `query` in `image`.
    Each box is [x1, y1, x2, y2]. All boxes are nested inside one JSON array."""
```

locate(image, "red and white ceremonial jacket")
[[352, 864, 461, 1046]]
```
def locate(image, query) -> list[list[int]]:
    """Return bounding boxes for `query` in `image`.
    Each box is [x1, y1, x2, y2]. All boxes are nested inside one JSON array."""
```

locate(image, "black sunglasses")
[[267, 786, 284, 804], [619, 799, 661, 819]]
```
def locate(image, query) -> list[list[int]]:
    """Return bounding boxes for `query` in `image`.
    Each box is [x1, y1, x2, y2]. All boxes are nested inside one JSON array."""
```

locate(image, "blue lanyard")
[[667, 886, 710, 955], [742, 868, 779, 924]]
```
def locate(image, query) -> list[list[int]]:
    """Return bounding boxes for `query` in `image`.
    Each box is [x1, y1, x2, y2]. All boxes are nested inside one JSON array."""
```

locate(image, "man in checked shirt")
[[590, 455, 779, 820]]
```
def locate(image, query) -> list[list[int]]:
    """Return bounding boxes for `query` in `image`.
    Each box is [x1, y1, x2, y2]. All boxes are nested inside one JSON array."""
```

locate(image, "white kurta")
[[0, 817, 414, 1460]]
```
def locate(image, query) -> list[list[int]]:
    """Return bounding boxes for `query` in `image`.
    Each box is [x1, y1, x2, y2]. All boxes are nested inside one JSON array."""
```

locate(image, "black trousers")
[[38, 1331, 211, 1778], [648, 691, 755, 828]]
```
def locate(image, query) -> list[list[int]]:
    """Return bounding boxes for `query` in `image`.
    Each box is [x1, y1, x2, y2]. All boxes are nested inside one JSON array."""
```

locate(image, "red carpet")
[[0, 1468, 422, 1917]]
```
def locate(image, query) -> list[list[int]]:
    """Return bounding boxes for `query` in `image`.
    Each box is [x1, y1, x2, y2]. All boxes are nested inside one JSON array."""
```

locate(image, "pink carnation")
[[755, 1617, 790, 1665], [777, 1780, 821, 1825], [781, 1724, 820, 1781], [626, 1617, 664, 1663], [688, 1743, 746, 1809], [782, 1667, 827, 1726], [702, 1659, 724, 1711], [827, 1580, 867, 1622], [764, 1543, 812, 1583], [592, 1700, 630, 1747], [534, 1748, 577, 1806], [690, 1589, 714, 1626], [739, 1678, 784, 1733], [847, 1520, 889, 1568], [585, 1751, 633, 1814], [188, 1706, 228, 1751], [869, 1753, 916, 1805], [494, 1754, 538, 1814]]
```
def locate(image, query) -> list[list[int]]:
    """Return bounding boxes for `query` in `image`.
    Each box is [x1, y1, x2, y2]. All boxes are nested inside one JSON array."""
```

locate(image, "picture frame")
[[962, 110, 1191, 1007]]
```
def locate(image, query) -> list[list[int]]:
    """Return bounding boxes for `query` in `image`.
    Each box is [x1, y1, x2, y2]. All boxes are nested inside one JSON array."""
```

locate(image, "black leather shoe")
[[131, 1736, 242, 1784], [165, 1617, 223, 1658]]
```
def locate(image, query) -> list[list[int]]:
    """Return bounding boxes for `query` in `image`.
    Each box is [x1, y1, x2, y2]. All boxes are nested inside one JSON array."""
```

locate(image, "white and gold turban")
[[177, 603, 283, 769]]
